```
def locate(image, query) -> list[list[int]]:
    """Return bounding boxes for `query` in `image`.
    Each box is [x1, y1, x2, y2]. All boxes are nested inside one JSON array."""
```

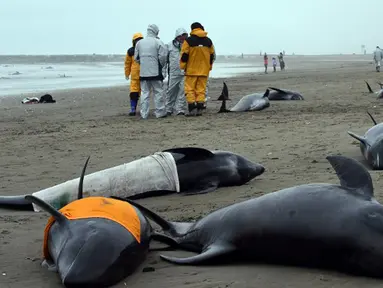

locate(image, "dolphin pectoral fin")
[[160, 243, 235, 265], [25, 195, 68, 225], [268, 87, 288, 94], [365, 81, 374, 93], [42, 259, 58, 272], [347, 131, 368, 145], [163, 147, 215, 162], [367, 111, 378, 125], [326, 155, 374, 198], [77, 156, 90, 200], [183, 178, 219, 195]]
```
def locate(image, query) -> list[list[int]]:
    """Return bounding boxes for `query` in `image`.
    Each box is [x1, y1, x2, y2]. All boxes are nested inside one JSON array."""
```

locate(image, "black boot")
[[196, 102, 204, 116], [186, 103, 196, 116]]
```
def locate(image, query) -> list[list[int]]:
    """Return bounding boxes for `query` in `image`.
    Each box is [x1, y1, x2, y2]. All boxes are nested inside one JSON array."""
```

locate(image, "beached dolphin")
[[267, 87, 304, 100], [120, 155, 383, 279], [130, 147, 265, 199], [216, 82, 270, 113], [26, 157, 153, 287], [347, 111, 383, 170], [364, 80, 383, 98], [0, 148, 264, 209], [163, 147, 265, 194]]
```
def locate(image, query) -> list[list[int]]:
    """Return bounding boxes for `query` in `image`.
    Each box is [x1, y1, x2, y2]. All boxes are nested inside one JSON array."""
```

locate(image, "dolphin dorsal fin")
[[25, 195, 68, 224], [77, 156, 91, 200], [365, 81, 374, 93], [367, 111, 378, 125], [217, 82, 230, 101], [326, 155, 374, 198], [163, 147, 215, 162], [268, 87, 288, 94]]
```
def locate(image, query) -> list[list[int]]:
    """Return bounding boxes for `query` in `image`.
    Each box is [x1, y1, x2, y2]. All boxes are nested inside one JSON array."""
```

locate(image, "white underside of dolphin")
[[27, 152, 179, 212], [217, 82, 270, 113]]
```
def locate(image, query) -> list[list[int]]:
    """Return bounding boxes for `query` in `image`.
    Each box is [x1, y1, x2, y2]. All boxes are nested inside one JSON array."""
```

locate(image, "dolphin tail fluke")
[[347, 131, 367, 145], [367, 111, 377, 125], [0, 195, 34, 211], [25, 195, 68, 224], [160, 243, 236, 265], [326, 155, 374, 198], [263, 88, 270, 98], [77, 156, 90, 200], [216, 82, 230, 101], [268, 87, 288, 94], [218, 96, 231, 113], [365, 81, 374, 93]]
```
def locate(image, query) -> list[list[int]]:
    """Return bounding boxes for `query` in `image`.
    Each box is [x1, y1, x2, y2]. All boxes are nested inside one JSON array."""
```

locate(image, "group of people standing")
[[124, 22, 216, 119], [263, 52, 285, 74]]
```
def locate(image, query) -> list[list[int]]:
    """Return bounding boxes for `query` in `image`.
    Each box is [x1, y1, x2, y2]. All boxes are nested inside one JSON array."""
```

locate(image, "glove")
[[125, 76, 129, 81]]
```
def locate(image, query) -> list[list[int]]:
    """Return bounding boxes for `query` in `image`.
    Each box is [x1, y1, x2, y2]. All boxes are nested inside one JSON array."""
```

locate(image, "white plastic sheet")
[[31, 152, 179, 212]]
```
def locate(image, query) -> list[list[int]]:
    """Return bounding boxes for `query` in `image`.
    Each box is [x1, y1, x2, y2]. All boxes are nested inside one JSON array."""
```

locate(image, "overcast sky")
[[1, 0, 381, 55]]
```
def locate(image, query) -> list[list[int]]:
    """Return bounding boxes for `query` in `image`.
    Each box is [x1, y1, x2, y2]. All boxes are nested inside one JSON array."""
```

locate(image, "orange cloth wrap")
[[43, 197, 141, 260]]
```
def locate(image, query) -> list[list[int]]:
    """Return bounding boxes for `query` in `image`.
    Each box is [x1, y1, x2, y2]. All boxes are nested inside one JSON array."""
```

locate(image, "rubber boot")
[[186, 103, 196, 117], [196, 102, 204, 116], [129, 99, 137, 116]]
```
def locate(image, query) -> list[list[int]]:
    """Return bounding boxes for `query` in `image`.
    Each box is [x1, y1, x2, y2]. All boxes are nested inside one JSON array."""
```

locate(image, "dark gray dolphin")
[[365, 80, 383, 98], [121, 155, 383, 279], [217, 82, 270, 113], [25, 156, 153, 287], [164, 147, 265, 195], [125, 147, 265, 200], [267, 87, 304, 100], [348, 111, 383, 170]]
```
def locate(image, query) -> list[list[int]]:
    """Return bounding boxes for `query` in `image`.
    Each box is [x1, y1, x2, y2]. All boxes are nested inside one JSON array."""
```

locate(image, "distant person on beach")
[[272, 57, 277, 72], [124, 32, 143, 116], [180, 22, 215, 116], [373, 46, 383, 72], [278, 52, 285, 71], [134, 24, 168, 119], [264, 53, 268, 74], [165, 28, 188, 116]]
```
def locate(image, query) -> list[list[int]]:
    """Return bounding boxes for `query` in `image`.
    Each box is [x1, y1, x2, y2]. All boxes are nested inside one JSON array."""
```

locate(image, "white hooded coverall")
[[134, 24, 168, 119], [165, 28, 188, 115], [373, 47, 383, 70]]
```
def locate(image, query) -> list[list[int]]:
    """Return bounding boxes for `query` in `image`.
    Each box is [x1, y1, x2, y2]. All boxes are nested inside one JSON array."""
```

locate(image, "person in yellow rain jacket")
[[124, 32, 144, 116], [180, 22, 215, 116]]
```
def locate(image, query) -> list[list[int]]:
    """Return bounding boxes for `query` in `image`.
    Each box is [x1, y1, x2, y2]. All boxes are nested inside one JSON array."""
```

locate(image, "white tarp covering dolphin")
[[28, 152, 179, 212]]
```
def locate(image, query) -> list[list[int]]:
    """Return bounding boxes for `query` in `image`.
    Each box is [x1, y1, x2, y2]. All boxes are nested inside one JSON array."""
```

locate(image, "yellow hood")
[[190, 28, 208, 38]]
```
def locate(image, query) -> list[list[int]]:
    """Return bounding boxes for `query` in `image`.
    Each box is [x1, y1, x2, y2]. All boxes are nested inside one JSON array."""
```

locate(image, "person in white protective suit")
[[165, 28, 188, 116], [373, 46, 383, 72], [134, 24, 168, 119]]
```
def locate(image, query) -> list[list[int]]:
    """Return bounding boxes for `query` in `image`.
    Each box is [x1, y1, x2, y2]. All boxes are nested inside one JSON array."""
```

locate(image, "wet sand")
[[1, 55, 383, 287]]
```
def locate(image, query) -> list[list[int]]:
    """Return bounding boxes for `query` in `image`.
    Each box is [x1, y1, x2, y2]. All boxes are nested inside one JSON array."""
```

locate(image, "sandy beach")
[[2, 55, 383, 288]]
